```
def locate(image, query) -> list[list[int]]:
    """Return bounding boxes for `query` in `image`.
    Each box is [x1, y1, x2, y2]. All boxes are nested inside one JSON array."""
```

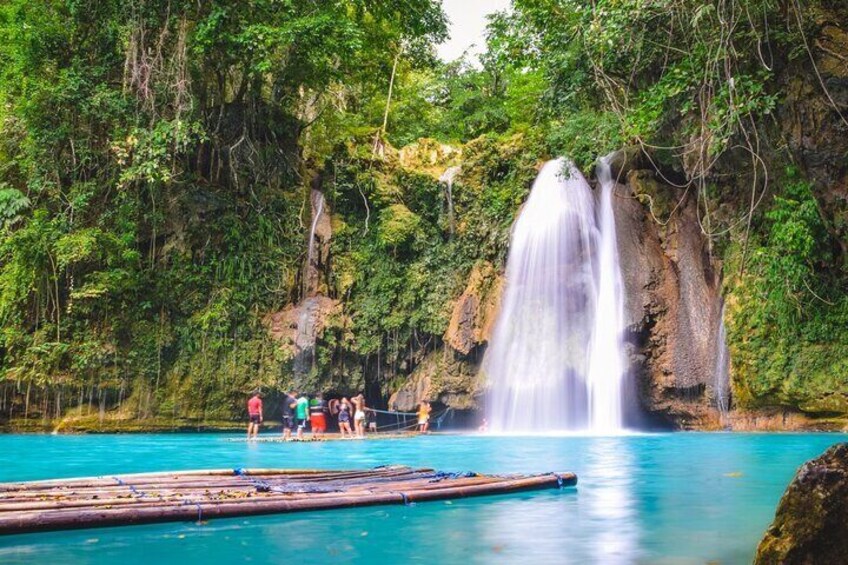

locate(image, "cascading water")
[[484, 156, 630, 433], [714, 304, 731, 415], [587, 155, 628, 432], [294, 189, 326, 376], [305, 189, 326, 287]]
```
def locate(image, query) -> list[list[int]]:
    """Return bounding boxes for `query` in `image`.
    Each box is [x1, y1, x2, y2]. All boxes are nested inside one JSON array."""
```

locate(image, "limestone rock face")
[[612, 164, 725, 427], [265, 296, 340, 358], [755, 443, 848, 565], [388, 260, 501, 413], [444, 261, 503, 355], [388, 349, 483, 412]]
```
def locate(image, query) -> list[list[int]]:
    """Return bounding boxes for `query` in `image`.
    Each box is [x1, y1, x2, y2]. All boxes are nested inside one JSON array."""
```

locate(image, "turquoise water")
[[0, 432, 844, 564]]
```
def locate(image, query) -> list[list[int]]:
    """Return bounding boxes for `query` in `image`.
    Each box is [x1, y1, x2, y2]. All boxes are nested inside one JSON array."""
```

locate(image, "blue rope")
[[434, 408, 452, 430], [113, 475, 201, 523], [233, 468, 271, 492], [427, 471, 477, 483], [112, 477, 146, 498], [182, 499, 203, 523], [234, 468, 342, 494]]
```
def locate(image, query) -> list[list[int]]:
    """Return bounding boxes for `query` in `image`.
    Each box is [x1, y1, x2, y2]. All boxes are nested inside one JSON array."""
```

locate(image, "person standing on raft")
[[247, 390, 263, 439], [281, 390, 297, 441], [295, 392, 310, 440], [353, 394, 366, 438], [336, 398, 353, 438], [310, 393, 327, 439], [418, 401, 431, 433]]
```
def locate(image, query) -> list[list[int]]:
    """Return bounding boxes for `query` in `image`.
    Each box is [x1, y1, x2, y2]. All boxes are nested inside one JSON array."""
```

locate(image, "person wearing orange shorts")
[[309, 393, 327, 439]]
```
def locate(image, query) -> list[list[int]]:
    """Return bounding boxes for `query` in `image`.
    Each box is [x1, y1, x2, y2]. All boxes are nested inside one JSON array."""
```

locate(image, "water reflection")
[[470, 436, 639, 564], [584, 437, 640, 563]]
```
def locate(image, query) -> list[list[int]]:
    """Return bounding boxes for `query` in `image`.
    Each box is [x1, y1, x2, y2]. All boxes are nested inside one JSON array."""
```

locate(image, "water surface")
[[0, 432, 843, 564]]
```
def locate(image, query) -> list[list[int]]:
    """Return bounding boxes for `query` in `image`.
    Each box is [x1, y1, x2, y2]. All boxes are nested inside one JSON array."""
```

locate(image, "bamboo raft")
[[0, 466, 576, 535]]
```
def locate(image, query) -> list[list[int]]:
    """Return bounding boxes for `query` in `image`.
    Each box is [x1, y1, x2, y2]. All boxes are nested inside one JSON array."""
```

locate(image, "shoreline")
[[1, 407, 846, 434]]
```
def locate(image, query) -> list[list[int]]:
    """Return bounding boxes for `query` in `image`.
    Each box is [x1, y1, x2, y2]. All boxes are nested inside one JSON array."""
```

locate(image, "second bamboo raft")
[[0, 466, 577, 535]]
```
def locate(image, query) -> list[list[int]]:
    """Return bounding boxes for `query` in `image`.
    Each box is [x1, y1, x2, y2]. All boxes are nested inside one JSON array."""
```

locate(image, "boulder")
[[755, 443, 848, 564]]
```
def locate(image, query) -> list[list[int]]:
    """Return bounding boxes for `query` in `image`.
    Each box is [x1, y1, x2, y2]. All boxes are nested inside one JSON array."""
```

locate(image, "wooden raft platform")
[[0, 466, 577, 534], [226, 432, 418, 442]]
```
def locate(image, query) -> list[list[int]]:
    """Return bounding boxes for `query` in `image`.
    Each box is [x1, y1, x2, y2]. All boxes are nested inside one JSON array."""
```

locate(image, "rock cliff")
[[612, 159, 725, 428]]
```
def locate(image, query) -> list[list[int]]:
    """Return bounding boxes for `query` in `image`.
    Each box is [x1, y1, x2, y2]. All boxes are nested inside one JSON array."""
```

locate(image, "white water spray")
[[484, 156, 630, 432]]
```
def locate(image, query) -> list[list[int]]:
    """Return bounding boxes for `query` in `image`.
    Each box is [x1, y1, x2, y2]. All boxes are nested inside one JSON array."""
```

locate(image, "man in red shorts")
[[309, 393, 327, 439], [247, 390, 263, 440]]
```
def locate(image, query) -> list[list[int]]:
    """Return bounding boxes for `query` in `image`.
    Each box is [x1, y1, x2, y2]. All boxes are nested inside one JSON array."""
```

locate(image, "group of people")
[[327, 395, 376, 438], [246, 390, 379, 440]]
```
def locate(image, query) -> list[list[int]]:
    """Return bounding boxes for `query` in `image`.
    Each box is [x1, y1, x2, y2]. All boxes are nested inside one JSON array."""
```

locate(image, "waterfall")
[[306, 189, 325, 277], [294, 189, 326, 377], [301, 188, 326, 300], [714, 304, 731, 415], [587, 155, 628, 432], [484, 157, 629, 433], [439, 166, 460, 235]]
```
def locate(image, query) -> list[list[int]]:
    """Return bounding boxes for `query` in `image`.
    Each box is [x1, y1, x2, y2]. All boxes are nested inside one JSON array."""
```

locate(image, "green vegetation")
[[307, 134, 541, 399], [0, 0, 450, 424], [727, 170, 848, 412], [0, 0, 846, 427]]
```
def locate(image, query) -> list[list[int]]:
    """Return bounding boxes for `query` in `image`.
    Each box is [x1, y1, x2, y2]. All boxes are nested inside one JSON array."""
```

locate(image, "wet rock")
[[613, 169, 724, 426], [755, 443, 848, 564], [304, 188, 332, 297], [388, 349, 483, 412], [444, 262, 503, 354], [604, 145, 644, 181], [265, 296, 340, 357]]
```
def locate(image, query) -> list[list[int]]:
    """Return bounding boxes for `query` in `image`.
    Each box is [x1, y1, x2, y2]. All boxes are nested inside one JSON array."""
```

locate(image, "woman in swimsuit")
[[337, 398, 353, 438]]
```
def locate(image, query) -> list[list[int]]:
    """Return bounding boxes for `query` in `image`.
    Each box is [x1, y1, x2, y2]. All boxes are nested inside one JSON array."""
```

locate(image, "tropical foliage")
[[0, 0, 846, 425]]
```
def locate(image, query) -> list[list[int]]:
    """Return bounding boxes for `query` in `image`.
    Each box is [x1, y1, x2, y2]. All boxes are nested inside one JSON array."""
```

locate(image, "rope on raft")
[[233, 468, 343, 494], [114, 476, 204, 523], [427, 471, 478, 483], [233, 467, 482, 494]]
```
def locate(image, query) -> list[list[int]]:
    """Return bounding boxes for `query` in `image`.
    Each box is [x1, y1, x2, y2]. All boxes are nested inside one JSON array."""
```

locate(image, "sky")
[[436, 0, 512, 63]]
